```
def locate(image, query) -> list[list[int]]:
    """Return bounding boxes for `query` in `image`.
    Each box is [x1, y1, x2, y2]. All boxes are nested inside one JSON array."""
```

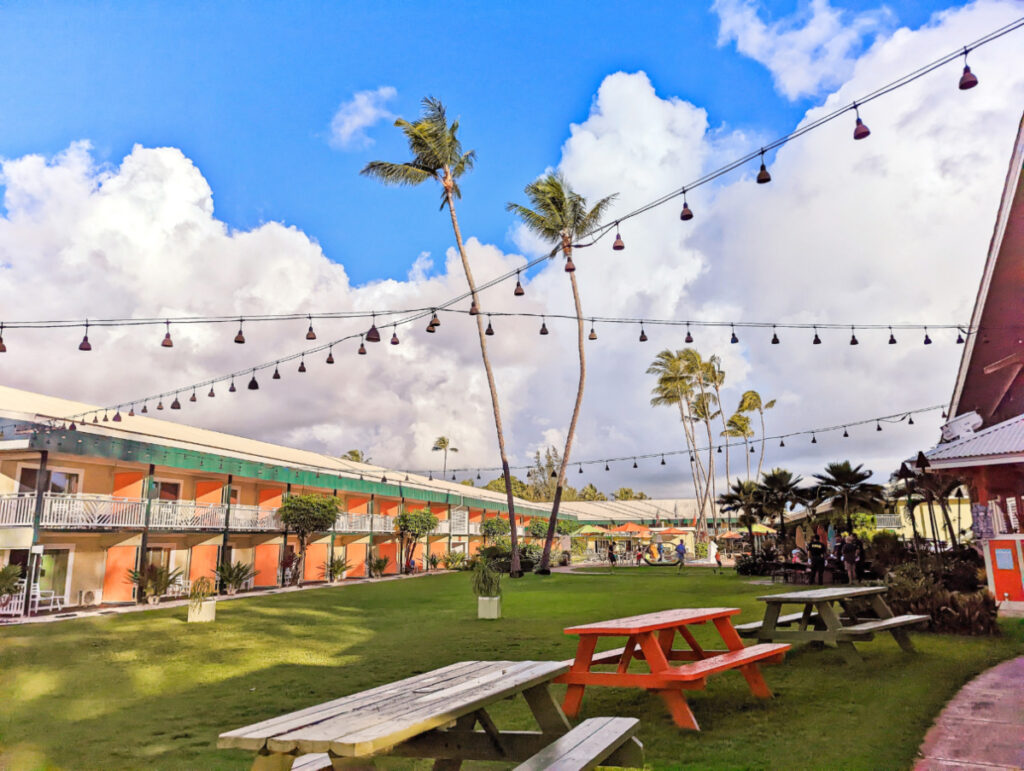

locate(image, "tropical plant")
[[738, 390, 776, 479], [341, 449, 371, 463], [215, 561, 258, 594], [395, 507, 439, 574], [369, 556, 391, 578], [126, 564, 184, 602], [717, 479, 761, 540], [814, 461, 885, 534], [278, 494, 338, 586], [323, 555, 351, 582], [527, 519, 549, 539], [0, 563, 22, 607], [441, 551, 466, 570], [579, 483, 607, 501], [280, 552, 301, 585], [189, 576, 215, 611], [431, 436, 459, 478], [480, 516, 511, 544], [363, 97, 522, 576], [482, 474, 530, 500], [471, 558, 501, 598], [507, 172, 616, 573], [426, 553, 440, 571], [759, 468, 803, 540], [722, 412, 755, 480]]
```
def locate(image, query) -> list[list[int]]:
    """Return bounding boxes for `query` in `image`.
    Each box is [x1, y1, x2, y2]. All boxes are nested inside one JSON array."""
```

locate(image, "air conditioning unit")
[[941, 411, 983, 442], [77, 589, 102, 606]]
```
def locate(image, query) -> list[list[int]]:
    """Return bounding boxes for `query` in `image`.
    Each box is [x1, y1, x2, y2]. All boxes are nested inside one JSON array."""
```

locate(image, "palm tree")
[[362, 97, 522, 576], [431, 436, 459, 478], [506, 172, 616, 573], [718, 479, 761, 540], [706, 357, 732, 487], [721, 412, 754, 479], [738, 390, 776, 479], [341, 449, 371, 464], [691, 389, 722, 533], [814, 461, 885, 534], [759, 468, 803, 541]]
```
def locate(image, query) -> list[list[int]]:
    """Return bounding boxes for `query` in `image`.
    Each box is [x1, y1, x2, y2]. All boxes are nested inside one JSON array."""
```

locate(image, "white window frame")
[[15, 462, 86, 496], [37, 542, 75, 603]]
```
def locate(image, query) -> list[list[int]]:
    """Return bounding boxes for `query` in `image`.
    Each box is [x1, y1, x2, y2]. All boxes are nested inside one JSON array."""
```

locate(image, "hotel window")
[[153, 481, 181, 501], [18, 468, 80, 495]]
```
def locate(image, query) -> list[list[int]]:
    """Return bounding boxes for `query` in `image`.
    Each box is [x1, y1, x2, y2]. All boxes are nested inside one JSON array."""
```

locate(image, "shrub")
[[527, 520, 548, 539], [694, 541, 708, 559], [216, 561, 258, 594], [189, 576, 214, 611], [126, 564, 184, 600], [322, 556, 350, 582], [883, 563, 999, 636], [733, 546, 780, 576], [519, 543, 542, 562], [868, 531, 907, 574], [441, 552, 466, 570], [0, 563, 22, 601], [471, 559, 501, 598], [427, 553, 440, 571], [481, 517, 511, 542], [369, 556, 390, 578]]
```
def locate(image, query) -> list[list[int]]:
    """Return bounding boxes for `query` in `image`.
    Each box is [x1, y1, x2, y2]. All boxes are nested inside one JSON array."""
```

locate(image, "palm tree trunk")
[[757, 408, 767, 479], [937, 499, 958, 547], [701, 416, 718, 535], [442, 449, 448, 479], [677, 402, 709, 537], [445, 187, 521, 576], [713, 383, 731, 488], [540, 241, 585, 573], [744, 437, 751, 480]]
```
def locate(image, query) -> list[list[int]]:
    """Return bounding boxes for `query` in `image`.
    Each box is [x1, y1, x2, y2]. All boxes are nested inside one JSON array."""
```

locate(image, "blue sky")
[[0, 0, 943, 284]]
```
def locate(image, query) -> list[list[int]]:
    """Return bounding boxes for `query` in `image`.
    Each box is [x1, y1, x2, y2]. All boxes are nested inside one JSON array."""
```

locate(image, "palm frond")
[[360, 161, 435, 187]]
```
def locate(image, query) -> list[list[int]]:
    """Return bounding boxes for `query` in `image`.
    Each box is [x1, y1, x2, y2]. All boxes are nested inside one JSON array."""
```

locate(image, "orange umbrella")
[[658, 527, 690, 536], [719, 531, 744, 539], [612, 522, 650, 533]]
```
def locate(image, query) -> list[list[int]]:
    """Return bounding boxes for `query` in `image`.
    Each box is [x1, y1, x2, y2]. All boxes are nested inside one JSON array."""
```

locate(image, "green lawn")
[[1, 570, 1021, 770]]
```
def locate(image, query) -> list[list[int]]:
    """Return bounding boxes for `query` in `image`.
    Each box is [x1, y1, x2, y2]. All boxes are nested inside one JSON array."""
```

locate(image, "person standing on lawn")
[[675, 540, 687, 574], [607, 544, 617, 568], [841, 534, 859, 584], [808, 534, 827, 585]]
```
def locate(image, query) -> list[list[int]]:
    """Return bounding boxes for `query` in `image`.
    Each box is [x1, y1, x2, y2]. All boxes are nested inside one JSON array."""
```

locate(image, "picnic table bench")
[[554, 608, 789, 731], [218, 659, 643, 770], [738, 586, 929, 664]]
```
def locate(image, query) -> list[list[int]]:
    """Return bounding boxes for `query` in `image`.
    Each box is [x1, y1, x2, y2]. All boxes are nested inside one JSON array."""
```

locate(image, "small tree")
[[480, 516, 511, 545], [278, 494, 339, 586], [527, 520, 548, 539], [395, 508, 439, 573]]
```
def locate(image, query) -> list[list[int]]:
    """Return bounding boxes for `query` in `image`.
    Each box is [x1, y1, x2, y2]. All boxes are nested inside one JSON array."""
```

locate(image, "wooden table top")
[[218, 659, 568, 758], [756, 586, 888, 603], [564, 608, 740, 636]]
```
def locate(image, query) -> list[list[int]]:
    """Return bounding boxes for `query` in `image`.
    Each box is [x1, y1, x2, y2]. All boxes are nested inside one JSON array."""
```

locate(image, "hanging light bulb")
[[171, 395, 181, 410], [358, 335, 367, 355], [750, 445, 755, 454], [306, 315, 317, 340], [959, 49, 978, 89], [843, 427, 849, 438], [638, 325, 648, 343], [112, 411, 122, 422], [756, 149, 771, 184], [485, 316, 494, 336], [298, 358, 307, 373], [876, 421, 883, 432], [771, 325, 780, 345], [730, 325, 739, 344], [717, 446, 722, 454], [811, 434, 817, 444], [326, 346, 335, 364], [889, 327, 897, 345], [908, 414, 915, 425], [684, 323, 693, 344], [430, 310, 441, 328], [366, 314, 381, 342], [78, 322, 92, 351], [469, 299, 479, 315], [632, 458, 638, 469], [679, 188, 693, 221], [779, 438, 785, 447], [813, 327, 821, 345], [956, 329, 965, 344], [923, 327, 932, 345], [578, 464, 584, 474], [189, 390, 197, 402], [128, 406, 135, 417], [248, 371, 259, 390], [390, 327, 400, 345], [426, 319, 436, 333], [588, 321, 597, 341], [161, 320, 173, 348], [605, 463, 610, 471], [208, 386, 215, 397], [235, 319, 245, 344], [850, 327, 859, 346], [539, 318, 549, 335], [690, 453, 695, 462], [565, 255, 576, 272], [92, 414, 99, 423], [660, 455, 666, 466], [228, 379, 237, 393], [451, 473, 456, 481], [272, 364, 281, 380], [612, 224, 625, 250], [141, 403, 148, 414], [852, 103, 870, 140], [156, 400, 165, 410], [514, 272, 525, 297]]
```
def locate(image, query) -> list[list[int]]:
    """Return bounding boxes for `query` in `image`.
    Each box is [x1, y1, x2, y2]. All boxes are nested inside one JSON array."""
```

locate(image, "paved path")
[[915, 656, 1024, 770]]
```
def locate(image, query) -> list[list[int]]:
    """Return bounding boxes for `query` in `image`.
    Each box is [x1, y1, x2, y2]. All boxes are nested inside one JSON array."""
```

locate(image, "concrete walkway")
[[915, 656, 1024, 770]]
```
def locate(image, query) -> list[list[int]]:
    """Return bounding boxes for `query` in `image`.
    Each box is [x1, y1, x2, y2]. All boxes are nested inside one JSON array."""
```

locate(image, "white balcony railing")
[[430, 520, 451, 535], [333, 514, 396, 534], [150, 500, 226, 530], [0, 493, 35, 526], [467, 522, 482, 536], [41, 493, 146, 529], [228, 504, 282, 531]]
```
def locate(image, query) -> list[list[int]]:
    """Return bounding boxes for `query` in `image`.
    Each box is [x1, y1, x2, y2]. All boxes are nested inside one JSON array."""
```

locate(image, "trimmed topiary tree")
[[395, 508, 439, 573], [278, 494, 339, 587]]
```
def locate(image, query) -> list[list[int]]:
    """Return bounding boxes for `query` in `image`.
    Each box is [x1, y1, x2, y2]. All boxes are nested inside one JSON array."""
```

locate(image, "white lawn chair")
[[30, 584, 64, 614]]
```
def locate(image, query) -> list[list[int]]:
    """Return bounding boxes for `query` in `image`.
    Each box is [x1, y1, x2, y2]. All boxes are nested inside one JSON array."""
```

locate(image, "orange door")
[[378, 542, 398, 574], [195, 481, 223, 504], [303, 543, 328, 582], [989, 539, 1024, 602], [189, 544, 220, 583], [347, 542, 367, 578], [102, 545, 138, 603], [113, 472, 145, 499], [253, 543, 280, 587]]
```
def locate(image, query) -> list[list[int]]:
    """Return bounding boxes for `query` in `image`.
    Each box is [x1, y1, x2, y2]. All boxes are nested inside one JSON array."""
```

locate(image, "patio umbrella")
[[719, 531, 744, 539], [750, 523, 775, 534], [658, 527, 690, 537]]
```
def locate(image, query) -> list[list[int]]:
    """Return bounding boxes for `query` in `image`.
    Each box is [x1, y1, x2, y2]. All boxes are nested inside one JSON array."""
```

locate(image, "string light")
[[326, 346, 335, 364], [685, 323, 693, 344], [161, 320, 173, 348], [565, 254, 576, 272], [889, 327, 897, 345], [306, 315, 317, 340], [959, 48, 979, 89], [358, 336, 366, 355], [771, 325, 780, 345], [813, 327, 821, 345], [514, 272, 525, 297], [366, 314, 381, 343], [272, 364, 281, 379], [390, 327, 400, 345], [170, 395, 181, 410], [235, 320, 245, 344], [612, 224, 625, 251], [0, 323, 6, 353], [638, 324, 648, 343], [298, 358, 307, 373], [589, 321, 597, 341], [924, 327, 933, 345], [680, 189, 693, 221], [843, 427, 849, 437], [78, 322, 92, 352], [189, 390, 197, 402], [730, 325, 739, 344], [756, 149, 771, 184], [485, 316, 494, 336], [469, 299, 479, 315], [850, 327, 859, 346], [852, 103, 871, 140], [208, 386, 216, 397], [248, 371, 259, 390], [539, 317, 549, 335], [430, 310, 441, 328]]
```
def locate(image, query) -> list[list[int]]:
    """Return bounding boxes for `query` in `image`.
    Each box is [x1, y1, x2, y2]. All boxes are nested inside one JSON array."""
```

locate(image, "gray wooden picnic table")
[[735, 586, 929, 665], [218, 659, 643, 770]]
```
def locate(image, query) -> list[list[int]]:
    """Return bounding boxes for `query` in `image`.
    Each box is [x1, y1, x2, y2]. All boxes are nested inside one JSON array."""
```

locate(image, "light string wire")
[[404, 404, 944, 477], [573, 16, 1024, 247]]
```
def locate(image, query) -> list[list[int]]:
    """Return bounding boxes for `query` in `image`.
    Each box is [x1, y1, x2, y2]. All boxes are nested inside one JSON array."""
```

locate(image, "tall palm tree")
[[506, 172, 616, 573], [341, 449, 371, 464], [718, 479, 761, 540], [431, 436, 459, 478], [363, 98, 522, 575], [759, 468, 803, 540], [691, 389, 722, 533], [706, 357, 732, 487], [813, 461, 885, 534], [721, 412, 754, 480], [648, 349, 709, 535], [738, 390, 776, 479]]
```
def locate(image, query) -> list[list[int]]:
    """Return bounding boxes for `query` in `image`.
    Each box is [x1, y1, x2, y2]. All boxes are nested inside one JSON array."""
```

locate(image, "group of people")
[[801, 533, 864, 585], [609, 538, 723, 574]]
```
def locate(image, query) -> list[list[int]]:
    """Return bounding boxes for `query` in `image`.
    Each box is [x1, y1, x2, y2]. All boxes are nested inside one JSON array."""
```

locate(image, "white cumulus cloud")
[[328, 86, 397, 149]]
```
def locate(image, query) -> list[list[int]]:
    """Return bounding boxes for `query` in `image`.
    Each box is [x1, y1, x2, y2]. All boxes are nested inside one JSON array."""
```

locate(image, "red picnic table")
[[554, 608, 790, 731]]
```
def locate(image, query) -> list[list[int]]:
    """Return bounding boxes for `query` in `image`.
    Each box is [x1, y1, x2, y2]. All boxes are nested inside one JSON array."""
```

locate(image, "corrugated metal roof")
[[925, 412, 1024, 462]]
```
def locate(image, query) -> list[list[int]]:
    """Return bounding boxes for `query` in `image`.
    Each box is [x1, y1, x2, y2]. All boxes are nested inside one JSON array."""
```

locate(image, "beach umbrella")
[[719, 531, 743, 539]]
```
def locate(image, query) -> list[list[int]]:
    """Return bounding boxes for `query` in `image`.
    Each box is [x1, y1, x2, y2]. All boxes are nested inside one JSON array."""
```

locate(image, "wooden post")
[[22, 450, 49, 616]]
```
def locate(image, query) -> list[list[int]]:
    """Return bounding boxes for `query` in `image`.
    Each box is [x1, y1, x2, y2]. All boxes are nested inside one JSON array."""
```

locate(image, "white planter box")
[[477, 596, 501, 620], [188, 599, 217, 623]]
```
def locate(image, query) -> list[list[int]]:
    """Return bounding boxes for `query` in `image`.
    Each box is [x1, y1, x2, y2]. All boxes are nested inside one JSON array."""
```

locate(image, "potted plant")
[[126, 564, 183, 604], [472, 559, 502, 619], [187, 576, 216, 623], [322, 556, 350, 583], [369, 556, 390, 578], [215, 561, 257, 595], [426, 553, 440, 572]]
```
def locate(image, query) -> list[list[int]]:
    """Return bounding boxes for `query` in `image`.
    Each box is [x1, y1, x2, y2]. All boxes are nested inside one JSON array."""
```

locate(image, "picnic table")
[[736, 586, 929, 664], [554, 608, 790, 731], [218, 659, 643, 770]]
